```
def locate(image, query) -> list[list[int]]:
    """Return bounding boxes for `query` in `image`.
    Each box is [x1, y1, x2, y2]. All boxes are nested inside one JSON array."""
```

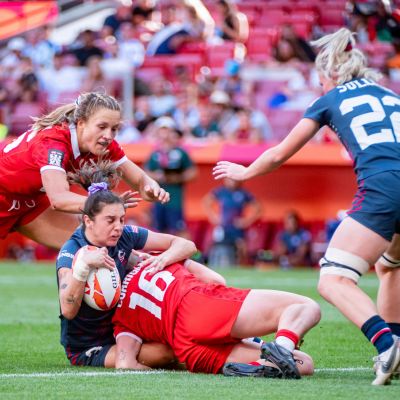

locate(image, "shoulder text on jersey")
[[337, 78, 376, 93]]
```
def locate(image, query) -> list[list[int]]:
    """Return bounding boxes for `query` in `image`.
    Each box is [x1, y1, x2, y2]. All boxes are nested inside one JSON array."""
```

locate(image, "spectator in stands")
[[190, 103, 221, 139], [146, 2, 211, 55], [223, 107, 266, 143], [81, 56, 115, 96], [102, 4, 133, 37], [214, 0, 249, 43], [171, 92, 199, 136], [134, 96, 157, 134], [37, 53, 85, 105], [275, 211, 312, 269], [145, 116, 197, 236], [0, 37, 26, 75], [209, 90, 235, 135], [71, 30, 104, 67], [148, 78, 177, 117], [23, 27, 58, 69], [279, 25, 316, 63], [203, 178, 261, 266], [117, 22, 146, 68]]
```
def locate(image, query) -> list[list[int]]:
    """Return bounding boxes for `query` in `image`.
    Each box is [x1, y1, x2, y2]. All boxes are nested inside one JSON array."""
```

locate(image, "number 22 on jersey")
[[128, 270, 175, 319], [340, 94, 400, 150]]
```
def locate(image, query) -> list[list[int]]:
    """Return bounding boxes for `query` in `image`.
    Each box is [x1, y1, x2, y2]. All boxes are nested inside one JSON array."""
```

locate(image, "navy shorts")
[[65, 344, 113, 367], [347, 171, 400, 241], [153, 204, 186, 234]]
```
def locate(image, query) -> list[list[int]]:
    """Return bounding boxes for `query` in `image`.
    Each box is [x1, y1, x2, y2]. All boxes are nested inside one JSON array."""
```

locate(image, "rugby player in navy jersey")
[[56, 160, 225, 368], [213, 27, 400, 385]]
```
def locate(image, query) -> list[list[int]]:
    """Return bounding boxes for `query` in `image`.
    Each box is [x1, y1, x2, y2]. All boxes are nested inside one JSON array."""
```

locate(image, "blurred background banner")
[[0, 1, 58, 40]]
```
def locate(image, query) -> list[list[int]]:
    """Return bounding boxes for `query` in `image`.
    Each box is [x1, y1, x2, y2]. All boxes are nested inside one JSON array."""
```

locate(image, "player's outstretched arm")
[[115, 334, 150, 370], [119, 160, 170, 204], [213, 118, 320, 181]]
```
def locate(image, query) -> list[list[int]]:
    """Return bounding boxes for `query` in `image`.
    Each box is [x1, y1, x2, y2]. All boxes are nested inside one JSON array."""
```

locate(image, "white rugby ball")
[[72, 246, 121, 311], [84, 266, 121, 311]]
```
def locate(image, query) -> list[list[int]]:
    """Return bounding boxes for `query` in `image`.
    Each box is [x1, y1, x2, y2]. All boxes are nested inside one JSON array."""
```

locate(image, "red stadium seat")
[[9, 102, 46, 136]]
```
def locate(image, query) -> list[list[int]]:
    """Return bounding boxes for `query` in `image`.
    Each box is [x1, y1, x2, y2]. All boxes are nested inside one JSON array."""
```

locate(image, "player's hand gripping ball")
[[72, 246, 121, 311]]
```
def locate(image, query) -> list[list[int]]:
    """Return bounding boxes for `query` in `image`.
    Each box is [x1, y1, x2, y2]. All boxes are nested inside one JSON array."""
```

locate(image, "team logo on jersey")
[[118, 250, 126, 263], [48, 149, 64, 167], [129, 225, 139, 233]]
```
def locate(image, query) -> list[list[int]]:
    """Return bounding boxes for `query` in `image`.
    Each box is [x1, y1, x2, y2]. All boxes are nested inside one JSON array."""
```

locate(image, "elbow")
[[186, 240, 197, 257], [48, 196, 64, 211], [61, 309, 77, 320]]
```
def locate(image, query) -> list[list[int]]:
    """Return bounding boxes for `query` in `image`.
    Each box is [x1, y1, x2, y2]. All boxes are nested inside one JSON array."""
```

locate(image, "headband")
[[88, 182, 108, 196]]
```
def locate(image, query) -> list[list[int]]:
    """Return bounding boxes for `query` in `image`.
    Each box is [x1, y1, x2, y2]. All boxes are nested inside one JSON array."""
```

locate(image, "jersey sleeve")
[[113, 316, 143, 344], [34, 135, 72, 174], [56, 240, 80, 272], [123, 225, 149, 250], [107, 140, 128, 167], [303, 95, 330, 127]]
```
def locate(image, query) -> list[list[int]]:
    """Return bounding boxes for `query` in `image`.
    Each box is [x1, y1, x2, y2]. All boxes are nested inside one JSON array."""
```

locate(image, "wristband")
[[72, 248, 90, 282]]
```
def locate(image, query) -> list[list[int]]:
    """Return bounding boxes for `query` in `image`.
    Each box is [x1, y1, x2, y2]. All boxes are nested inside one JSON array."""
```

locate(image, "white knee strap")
[[378, 252, 400, 268], [319, 248, 370, 283]]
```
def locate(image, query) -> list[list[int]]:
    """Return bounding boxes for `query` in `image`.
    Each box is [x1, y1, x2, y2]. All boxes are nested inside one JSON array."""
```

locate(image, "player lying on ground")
[[0, 92, 168, 249], [213, 27, 400, 385], [56, 160, 223, 368]]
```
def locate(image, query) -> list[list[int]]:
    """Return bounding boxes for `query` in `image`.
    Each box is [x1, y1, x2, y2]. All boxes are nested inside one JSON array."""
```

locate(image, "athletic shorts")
[[65, 344, 113, 367], [0, 193, 50, 239], [153, 204, 186, 234], [347, 171, 400, 241], [172, 284, 251, 374]]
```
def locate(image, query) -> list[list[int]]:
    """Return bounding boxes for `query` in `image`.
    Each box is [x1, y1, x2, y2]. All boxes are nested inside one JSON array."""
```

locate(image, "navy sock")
[[361, 315, 394, 354], [388, 322, 400, 337]]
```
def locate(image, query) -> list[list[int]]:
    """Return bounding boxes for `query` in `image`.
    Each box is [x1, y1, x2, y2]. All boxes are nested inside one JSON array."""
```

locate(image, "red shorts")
[[172, 284, 251, 374], [0, 193, 50, 239]]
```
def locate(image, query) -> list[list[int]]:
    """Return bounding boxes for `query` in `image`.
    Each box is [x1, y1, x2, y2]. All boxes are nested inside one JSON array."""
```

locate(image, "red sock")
[[248, 361, 262, 366], [275, 329, 299, 351]]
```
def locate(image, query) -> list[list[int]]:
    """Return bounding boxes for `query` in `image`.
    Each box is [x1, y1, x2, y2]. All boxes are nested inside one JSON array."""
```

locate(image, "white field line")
[[0, 367, 370, 379]]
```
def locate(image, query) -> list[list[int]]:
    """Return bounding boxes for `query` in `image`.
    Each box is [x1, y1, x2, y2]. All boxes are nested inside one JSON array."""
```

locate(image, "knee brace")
[[319, 248, 370, 283], [378, 252, 400, 268]]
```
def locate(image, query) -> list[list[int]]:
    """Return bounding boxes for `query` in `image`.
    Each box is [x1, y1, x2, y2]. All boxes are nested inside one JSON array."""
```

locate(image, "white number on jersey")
[[128, 270, 175, 320], [340, 94, 400, 150], [3, 130, 37, 153]]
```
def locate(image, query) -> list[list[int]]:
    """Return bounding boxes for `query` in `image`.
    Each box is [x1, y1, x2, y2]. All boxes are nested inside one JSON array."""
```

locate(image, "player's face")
[[77, 108, 122, 155], [85, 203, 125, 247], [318, 73, 335, 94]]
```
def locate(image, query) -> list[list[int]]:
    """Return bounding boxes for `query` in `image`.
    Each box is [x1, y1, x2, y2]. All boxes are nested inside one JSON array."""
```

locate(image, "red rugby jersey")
[[0, 123, 126, 196], [113, 263, 200, 345]]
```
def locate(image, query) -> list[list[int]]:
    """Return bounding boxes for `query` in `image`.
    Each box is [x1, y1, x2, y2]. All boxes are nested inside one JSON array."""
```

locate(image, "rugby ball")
[[84, 266, 121, 311], [72, 246, 121, 311]]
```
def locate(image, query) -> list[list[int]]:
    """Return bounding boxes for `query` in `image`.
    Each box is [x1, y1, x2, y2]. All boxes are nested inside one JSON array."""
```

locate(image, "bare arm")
[[202, 192, 220, 225], [115, 335, 149, 370], [119, 160, 169, 204], [213, 118, 320, 181], [138, 230, 197, 273], [41, 170, 87, 213]]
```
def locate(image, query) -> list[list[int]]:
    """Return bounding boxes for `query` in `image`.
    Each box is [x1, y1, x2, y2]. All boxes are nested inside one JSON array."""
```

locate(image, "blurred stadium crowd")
[[1, 0, 400, 265]]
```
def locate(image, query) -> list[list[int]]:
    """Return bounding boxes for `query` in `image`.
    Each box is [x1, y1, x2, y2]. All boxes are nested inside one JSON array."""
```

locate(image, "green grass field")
[[0, 262, 398, 399]]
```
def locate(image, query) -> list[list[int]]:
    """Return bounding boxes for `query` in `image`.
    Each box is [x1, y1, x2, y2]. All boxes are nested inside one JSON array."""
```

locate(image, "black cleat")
[[222, 362, 283, 378], [261, 341, 301, 379]]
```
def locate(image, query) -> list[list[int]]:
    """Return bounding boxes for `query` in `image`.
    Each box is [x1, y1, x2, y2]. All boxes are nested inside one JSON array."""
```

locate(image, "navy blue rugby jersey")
[[304, 78, 400, 181], [56, 225, 148, 351]]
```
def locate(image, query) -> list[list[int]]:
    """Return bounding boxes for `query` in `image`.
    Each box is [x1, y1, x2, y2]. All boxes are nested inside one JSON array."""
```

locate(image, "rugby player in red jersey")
[[0, 92, 168, 249]]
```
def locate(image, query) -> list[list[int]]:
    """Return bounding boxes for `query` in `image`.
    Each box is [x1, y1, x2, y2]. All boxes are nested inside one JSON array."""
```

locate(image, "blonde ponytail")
[[311, 28, 381, 85], [31, 92, 121, 131]]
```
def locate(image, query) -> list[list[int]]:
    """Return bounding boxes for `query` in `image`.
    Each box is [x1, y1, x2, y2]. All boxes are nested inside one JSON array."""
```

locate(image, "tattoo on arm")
[[60, 283, 68, 290], [119, 349, 127, 361]]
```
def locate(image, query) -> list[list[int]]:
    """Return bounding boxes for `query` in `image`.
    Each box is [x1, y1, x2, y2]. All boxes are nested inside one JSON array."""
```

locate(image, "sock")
[[388, 322, 400, 337], [248, 361, 261, 366], [275, 329, 299, 352], [361, 315, 394, 354], [242, 337, 265, 348]]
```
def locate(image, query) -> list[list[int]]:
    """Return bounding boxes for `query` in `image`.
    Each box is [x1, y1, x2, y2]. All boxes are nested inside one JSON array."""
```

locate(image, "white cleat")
[[372, 337, 400, 385]]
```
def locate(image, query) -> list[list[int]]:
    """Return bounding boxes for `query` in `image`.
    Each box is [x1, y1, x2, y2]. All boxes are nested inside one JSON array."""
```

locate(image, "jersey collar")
[[69, 123, 80, 159]]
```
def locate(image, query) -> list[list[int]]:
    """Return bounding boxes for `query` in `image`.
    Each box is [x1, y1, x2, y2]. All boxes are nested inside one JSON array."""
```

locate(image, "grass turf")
[[0, 262, 398, 399]]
